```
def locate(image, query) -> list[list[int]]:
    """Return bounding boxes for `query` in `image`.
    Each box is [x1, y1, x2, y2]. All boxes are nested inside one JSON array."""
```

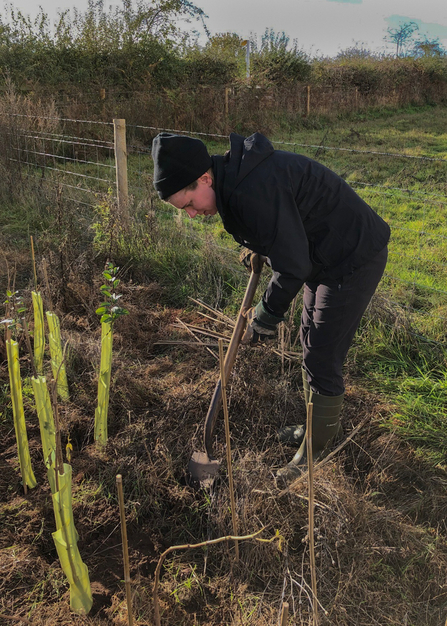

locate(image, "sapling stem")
[[94, 263, 128, 446], [218, 338, 239, 562], [116, 475, 134, 626]]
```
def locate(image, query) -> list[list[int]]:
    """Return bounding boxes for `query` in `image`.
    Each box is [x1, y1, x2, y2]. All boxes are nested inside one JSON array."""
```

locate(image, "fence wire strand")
[[6, 116, 447, 342]]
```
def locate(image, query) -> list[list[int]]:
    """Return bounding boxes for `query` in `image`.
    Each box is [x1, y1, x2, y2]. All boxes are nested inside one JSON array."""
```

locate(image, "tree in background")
[[386, 21, 419, 57], [250, 28, 311, 83], [204, 32, 246, 63]]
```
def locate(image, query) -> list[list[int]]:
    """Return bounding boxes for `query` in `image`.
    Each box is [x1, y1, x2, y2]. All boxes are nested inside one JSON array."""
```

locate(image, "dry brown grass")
[[1, 274, 447, 625]]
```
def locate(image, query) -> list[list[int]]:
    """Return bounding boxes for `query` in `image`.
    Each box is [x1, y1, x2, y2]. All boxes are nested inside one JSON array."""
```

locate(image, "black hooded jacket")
[[212, 132, 390, 318]]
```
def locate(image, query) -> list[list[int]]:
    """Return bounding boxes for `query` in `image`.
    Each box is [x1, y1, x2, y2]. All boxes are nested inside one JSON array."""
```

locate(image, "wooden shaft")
[[204, 258, 263, 457], [306, 402, 318, 626], [113, 119, 129, 228], [218, 339, 239, 562], [116, 475, 134, 626], [280, 601, 289, 626]]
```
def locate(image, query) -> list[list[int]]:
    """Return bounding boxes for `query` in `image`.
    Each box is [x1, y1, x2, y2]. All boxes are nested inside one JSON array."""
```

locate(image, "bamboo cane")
[[116, 475, 134, 626], [30, 236, 38, 290], [41, 257, 54, 312], [280, 601, 289, 626], [306, 402, 318, 626], [218, 338, 239, 562]]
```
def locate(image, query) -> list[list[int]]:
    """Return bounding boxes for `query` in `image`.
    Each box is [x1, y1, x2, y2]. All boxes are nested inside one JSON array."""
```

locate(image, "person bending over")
[[151, 131, 390, 484]]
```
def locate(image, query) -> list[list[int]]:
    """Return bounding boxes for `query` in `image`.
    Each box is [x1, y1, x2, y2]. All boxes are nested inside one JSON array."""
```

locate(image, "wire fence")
[[2, 112, 447, 343]]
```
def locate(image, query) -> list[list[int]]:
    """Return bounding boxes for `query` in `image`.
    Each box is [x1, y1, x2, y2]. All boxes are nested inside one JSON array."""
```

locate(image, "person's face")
[[168, 172, 218, 218]]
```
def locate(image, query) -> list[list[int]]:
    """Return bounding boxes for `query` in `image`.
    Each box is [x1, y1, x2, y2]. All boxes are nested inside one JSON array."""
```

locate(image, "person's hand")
[[239, 247, 253, 272], [241, 306, 277, 345], [239, 248, 270, 273]]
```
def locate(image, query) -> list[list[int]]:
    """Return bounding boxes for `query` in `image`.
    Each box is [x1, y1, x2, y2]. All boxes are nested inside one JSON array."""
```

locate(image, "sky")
[[8, 0, 447, 57]]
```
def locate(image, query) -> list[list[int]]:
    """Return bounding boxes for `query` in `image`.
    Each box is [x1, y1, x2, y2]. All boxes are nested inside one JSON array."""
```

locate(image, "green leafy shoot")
[[95, 263, 129, 325], [2, 290, 27, 338]]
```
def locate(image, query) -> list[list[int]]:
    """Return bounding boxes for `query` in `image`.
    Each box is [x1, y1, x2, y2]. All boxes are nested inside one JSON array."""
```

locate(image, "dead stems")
[[153, 528, 281, 626]]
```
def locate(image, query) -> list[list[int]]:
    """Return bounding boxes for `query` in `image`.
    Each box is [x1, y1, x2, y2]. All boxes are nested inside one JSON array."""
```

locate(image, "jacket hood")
[[227, 132, 274, 191], [212, 132, 275, 243]]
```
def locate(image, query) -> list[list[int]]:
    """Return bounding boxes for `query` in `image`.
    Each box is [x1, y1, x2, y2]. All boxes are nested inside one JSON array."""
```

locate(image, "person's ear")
[[199, 171, 213, 186]]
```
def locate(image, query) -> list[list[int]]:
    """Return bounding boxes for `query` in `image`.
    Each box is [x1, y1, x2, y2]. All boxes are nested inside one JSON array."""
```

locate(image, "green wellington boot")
[[276, 389, 344, 485], [277, 368, 310, 446]]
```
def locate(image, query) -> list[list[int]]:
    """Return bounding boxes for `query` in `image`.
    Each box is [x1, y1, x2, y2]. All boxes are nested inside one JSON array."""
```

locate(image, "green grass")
[[2, 103, 447, 469]]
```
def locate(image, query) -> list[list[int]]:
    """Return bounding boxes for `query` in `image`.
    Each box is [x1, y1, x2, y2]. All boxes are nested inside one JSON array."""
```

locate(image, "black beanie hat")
[[151, 132, 212, 200]]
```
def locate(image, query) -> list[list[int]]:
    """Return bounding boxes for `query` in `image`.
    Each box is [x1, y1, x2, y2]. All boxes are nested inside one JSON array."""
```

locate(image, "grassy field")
[[0, 104, 447, 625]]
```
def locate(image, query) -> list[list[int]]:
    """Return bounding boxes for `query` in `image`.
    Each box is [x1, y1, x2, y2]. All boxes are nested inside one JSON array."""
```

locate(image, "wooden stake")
[[306, 402, 318, 626], [50, 380, 64, 476], [280, 322, 285, 377], [307, 85, 311, 117], [22, 318, 37, 379], [41, 257, 54, 312], [113, 119, 129, 230], [218, 338, 239, 562], [116, 475, 134, 626], [280, 601, 289, 626]]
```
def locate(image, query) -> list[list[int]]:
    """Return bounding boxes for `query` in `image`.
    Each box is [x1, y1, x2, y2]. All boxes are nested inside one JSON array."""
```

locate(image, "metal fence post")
[[113, 118, 129, 229]]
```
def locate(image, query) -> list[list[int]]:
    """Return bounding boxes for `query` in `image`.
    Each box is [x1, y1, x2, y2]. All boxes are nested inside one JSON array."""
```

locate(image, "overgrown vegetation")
[[0, 0, 446, 125]]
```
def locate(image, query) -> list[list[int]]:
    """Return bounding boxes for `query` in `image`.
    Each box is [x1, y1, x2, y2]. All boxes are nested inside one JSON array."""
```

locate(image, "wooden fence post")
[[113, 118, 129, 229]]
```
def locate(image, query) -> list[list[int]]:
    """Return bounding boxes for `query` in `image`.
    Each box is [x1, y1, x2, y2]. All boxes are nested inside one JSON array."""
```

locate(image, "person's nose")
[[185, 207, 198, 218]]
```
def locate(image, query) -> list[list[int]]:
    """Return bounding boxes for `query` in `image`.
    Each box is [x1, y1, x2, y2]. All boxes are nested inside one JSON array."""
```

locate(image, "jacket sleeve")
[[263, 197, 313, 318]]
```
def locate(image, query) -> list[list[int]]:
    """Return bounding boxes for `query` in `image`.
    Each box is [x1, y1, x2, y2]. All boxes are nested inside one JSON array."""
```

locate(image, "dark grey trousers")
[[300, 246, 388, 396]]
